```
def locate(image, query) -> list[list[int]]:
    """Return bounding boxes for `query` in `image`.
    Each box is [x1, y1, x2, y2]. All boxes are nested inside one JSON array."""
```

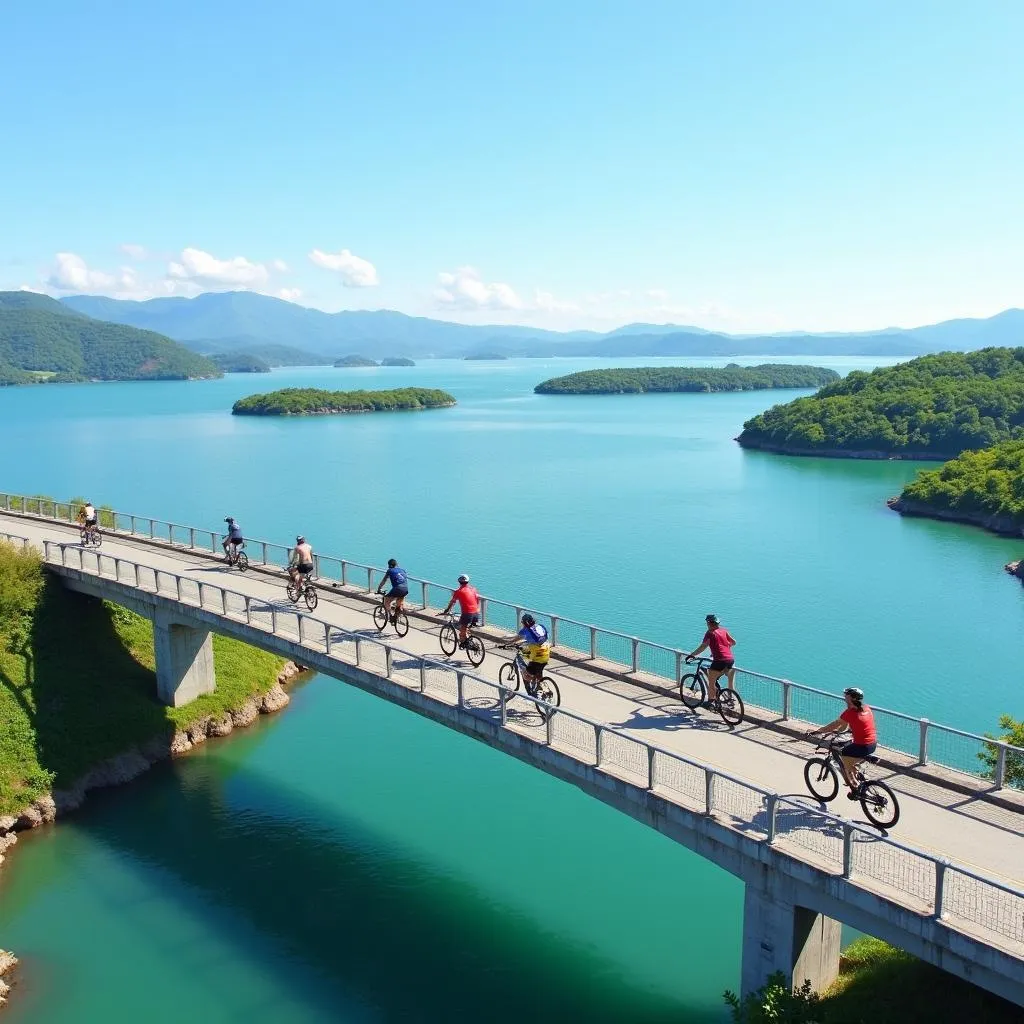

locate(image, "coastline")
[[886, 495, 1024, 539], [233, 400, 456, 417], [735, 438, 952, 461]]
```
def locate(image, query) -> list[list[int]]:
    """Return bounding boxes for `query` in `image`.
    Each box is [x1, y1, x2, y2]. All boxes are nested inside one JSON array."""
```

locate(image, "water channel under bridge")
[[1, 504, 1022, 1006]]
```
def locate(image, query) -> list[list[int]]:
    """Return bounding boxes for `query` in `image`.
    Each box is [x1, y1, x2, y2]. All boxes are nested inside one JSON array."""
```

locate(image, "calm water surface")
[[0, 356, 1021, 1021]]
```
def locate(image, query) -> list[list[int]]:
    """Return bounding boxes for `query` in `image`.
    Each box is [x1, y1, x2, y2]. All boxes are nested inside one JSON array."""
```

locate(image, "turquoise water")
[[0, 356, 1021, 1021]]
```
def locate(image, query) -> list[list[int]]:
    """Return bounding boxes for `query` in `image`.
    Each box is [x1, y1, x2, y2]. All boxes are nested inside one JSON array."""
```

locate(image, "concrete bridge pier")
[[741, 876, 842, 998], [153, 609, 215, 706]]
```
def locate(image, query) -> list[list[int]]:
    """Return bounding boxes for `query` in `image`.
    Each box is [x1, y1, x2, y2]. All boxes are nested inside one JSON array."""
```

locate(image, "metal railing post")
[[595, 726, 603, 766], [134, 563, 139, 587], [456, 672, 464, 708], [919, 719, 930, 765], [842, 824, 854, 878], [189, 527, 195, 549], [514, 607, 523, 630], [994, 745, 1007, 790], [589, 626, 597, 660], [675, 650, 682, 683], [261, 542, 268, 565], [782, 680, 792, 721], [479, 598, 487, 626], [245, 596, 252, 625], [130, 515, 137, 535], [298, 616, 305, 644], [385, 647, 393, 678], [766, 793, 778, 844], [546, 708, 555, 745], [631, 638, 639, 673], [148, 519, 154, 539], [324, 622, 331, 654], [271, 608, 277, 634], [705, 771, 716, 815], [221, 589, 227, 615], [647, 746, 657, 789], [934, 860, 948, 918], [550, 615, 559, 647], [341, 560, 348, 586], [367, 567, 373, 592], [500, 688, 507, 725], [355, 638, 362, 667], [420, 579, 427, 609], [175, 576, 182, 601]]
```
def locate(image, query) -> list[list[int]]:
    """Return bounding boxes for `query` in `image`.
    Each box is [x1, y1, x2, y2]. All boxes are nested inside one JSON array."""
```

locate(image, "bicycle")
[[79, 523, 102, 547], [224, 543, 249, 572], [286, 570, 319, 611], [373, 595, 410, 637], [803, 733, 901, 829], [679, 656, 745, 726], [496, 642, 561, 720], [438, 611, 485, 667]]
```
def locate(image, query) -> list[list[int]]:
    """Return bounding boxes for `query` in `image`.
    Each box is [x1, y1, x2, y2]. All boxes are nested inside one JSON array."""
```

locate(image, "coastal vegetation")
[[211, 352, 271, 373], [381, 356, 415, 366], [232, 386, 456, 416], [737, 348, 1024, 458], [890, 440, 1024, 535], [0, 291, 221, 384], [980, 715, 1024, 789], [334, 355, 378, 367], [0, 542, 286, 817], [535, 363, 839, 395]]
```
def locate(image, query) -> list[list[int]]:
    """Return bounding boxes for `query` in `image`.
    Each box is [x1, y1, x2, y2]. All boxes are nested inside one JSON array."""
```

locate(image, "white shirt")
[[83, 504, 96, 520]]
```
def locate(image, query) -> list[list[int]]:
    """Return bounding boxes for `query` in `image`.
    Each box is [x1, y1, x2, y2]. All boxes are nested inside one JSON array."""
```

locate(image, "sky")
[[2, 0, 1023, 333]]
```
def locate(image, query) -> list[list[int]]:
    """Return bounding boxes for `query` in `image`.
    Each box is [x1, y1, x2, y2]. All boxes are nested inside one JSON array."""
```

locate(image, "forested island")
[[888, 440, 1024, 536], [737, 348, 1024, 458], [465, 353, 508, 360], [334, 355, 378, 367], [0, 292, 220, 384], [535, 363, 839, 395], [381, 357, 415, 366], [211, 353, 271, 373], [232, 387, 456, 416]]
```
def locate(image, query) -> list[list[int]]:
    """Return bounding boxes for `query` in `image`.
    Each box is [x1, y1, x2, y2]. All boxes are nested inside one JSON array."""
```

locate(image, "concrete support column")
[[741, 880, 841, 997], [153, 609, 215, 706]]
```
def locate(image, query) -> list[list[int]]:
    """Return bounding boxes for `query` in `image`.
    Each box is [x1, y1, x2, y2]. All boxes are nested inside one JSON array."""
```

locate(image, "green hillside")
[[535, 364, 839, 395], [232, 386, 456, 415], [0, 294, 221, 384], [737, 348, 1024, 458]]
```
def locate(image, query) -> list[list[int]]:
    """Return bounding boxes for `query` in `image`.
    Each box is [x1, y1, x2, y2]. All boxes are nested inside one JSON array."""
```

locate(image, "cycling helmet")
[[296, 535, 305, 545], [705, 613, 719, 625], [225, 517, 234, 524], [521, 613, 536, 627], [457, 574, 469, 584], [844, 687, 864, 704], [388, 558, 397, 568]]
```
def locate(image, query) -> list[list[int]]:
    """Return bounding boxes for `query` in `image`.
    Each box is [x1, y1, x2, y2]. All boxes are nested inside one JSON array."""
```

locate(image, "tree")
[[979, 715, 1024, 789], [723, 973, 821, 1023]]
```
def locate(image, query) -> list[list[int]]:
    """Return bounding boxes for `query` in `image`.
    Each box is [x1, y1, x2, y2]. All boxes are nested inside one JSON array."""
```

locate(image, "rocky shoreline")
[[0, 951, 16, 1009], [0, 661, 306, 874], [735, 438, 951, 461], [886, 495, 1024, 538], [1006, 560, 1024, 582]]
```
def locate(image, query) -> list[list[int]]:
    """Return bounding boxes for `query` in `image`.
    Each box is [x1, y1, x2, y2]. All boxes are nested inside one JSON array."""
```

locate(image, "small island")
[[465, 353, 508, 361], [232, 386, 456, 416], [381, 357, 416, 367], [334, 355, 378, 367], [888, 440, 1024, 537], [211, 352, 271, 373], [535, 364, 839, 395], [737, 348, 1024, 459]]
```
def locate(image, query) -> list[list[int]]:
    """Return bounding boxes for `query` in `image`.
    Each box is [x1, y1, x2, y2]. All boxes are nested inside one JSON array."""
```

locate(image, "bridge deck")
[[5, 512, 1021, 899]]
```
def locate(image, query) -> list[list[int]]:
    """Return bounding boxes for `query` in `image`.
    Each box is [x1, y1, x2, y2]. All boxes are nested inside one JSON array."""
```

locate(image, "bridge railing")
[[39, 537, 1024, 956], [2, 491, 1021, 791]]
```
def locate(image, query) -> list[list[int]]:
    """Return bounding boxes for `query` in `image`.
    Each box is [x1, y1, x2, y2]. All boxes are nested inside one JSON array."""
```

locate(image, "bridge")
[[1, 497, 1023, 1006]]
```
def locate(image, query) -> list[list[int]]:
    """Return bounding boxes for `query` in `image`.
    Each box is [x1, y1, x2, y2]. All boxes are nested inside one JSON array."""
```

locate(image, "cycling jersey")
[[704, 627, 735, 662], [386, 566, 408, 589], [518, 622, 550, 662], [840, 706, 877, 746], [82, 505, 96, 523], [452, 584, 479, 614], [227, 524, 243, 541]]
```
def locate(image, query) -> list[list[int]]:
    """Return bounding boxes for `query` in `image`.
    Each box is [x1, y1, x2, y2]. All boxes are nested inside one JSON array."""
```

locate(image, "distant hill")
[[59, 291, 1024, 360], [0, 292, 220, 384], [185, 338, 333, 366], [211, 352, 271, 373], [334, 355, 378, 367]]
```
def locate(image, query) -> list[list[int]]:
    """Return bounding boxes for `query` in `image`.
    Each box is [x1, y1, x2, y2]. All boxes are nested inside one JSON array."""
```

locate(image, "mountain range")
[[59, 292, 1024, 363]]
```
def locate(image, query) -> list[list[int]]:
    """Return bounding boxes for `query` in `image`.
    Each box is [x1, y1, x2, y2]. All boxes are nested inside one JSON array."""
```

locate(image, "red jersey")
[[704, 627, 735, 662], [452, 584, 480, 614], [840, 706, 877, 746]]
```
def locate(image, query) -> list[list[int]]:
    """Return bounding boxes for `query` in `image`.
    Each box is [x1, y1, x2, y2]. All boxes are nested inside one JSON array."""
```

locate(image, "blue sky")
[[2, 1, 1022, 332]]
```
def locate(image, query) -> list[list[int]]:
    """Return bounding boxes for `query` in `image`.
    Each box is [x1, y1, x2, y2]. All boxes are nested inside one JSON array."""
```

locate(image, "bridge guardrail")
[[39, 537, 1024, 957], [2, 491, 1021, 791]]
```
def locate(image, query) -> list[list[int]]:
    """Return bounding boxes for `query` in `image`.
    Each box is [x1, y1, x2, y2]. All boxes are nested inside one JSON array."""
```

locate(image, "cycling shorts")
[[389, 585, 409, 597], [710, 659, 734, 672], [296, 562, 314, 575], [459, 612, 480, 627], [525, 660, 545, 678], [842, 742, 876, 759]]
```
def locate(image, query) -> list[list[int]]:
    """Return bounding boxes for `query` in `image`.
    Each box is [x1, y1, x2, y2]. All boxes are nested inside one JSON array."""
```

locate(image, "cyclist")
[[288, 535, 315, 588], [440, 574, 480, 645], [808, 687, 878, 800], [377, 558, 409, 617], [515, 613, 551, 694], [686, 613, 736, 704], [222, 517, 244, 560], [78, 501, 97, 541]]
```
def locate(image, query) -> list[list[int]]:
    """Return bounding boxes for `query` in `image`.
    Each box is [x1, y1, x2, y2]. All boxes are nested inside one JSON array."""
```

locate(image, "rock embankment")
[[886, 496, 1024, 537], [0, 950, 17, 1008], [1006, 560, 1023, 582], [0, 662, 306, 870]]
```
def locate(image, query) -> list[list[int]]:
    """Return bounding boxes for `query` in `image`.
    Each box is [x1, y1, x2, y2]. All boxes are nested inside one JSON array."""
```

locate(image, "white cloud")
[[271, 259, 289, 273], [45, 252, 139, 295], [534, 288, 578, 313], [277, 287, 302, 302], [434, 266, 522, 310], [308, 248, 379, 287], [168, 247, 271, 289], [120, 243, 148, 261]]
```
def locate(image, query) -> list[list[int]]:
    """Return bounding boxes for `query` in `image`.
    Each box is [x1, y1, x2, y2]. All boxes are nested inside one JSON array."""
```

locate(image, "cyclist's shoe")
[[846, 791, 859, 800]]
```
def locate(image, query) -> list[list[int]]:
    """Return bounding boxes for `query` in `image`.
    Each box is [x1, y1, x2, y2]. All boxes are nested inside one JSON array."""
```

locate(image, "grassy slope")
[[0, 544, 285, 816]]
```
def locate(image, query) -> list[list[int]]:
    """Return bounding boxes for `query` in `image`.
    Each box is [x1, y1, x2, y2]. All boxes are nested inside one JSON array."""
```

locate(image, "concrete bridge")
[[1, 504, 1022, 1006]]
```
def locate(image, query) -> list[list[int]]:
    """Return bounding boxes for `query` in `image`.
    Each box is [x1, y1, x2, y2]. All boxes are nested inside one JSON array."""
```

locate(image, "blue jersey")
[[386, 566, 408, 589], [227, 523, 243, 541], [517, 622, 548, 645]]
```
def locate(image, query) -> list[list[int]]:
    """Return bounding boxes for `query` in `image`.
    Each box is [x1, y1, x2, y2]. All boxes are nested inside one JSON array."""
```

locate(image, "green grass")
[[0, 542, 286, 816]]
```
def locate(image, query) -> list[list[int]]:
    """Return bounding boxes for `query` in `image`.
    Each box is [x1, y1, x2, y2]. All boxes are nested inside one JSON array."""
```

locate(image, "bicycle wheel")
[[803, 757, 839, 803], [859, 780, 900, 829], [498, 661, 520, 700], [439, 623, 458, 657], [394, 608, 410, 638], [236, 551, 249, 572], [286, 582, 301, 603], [679, 672, 706, 710], [464, 634, 485, 667], [373, 603, 388, 632], [304, 585, 319, 612], [534, 676, 561, 718], [91, 529, 102, 548], [717, 688, 745, 727]]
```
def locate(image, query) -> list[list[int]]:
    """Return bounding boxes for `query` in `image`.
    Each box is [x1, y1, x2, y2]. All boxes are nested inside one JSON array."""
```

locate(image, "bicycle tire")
[[679, 672, 706, 711], [534, 676, 561, 719], [717, 688, 745, 727], [859, 780, 900, 829], [464, 634, 485, 667], [236, 551, 249, 572], [394, 608, 410, 638], [286, 583, 301, 604], [304, 586, 318, 612], [89, 529, 102, 548], [439, 623, 458, 657], [803, 757, 839, 803], [498, 661, 520, 699], [373, 603, 388, 633]]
